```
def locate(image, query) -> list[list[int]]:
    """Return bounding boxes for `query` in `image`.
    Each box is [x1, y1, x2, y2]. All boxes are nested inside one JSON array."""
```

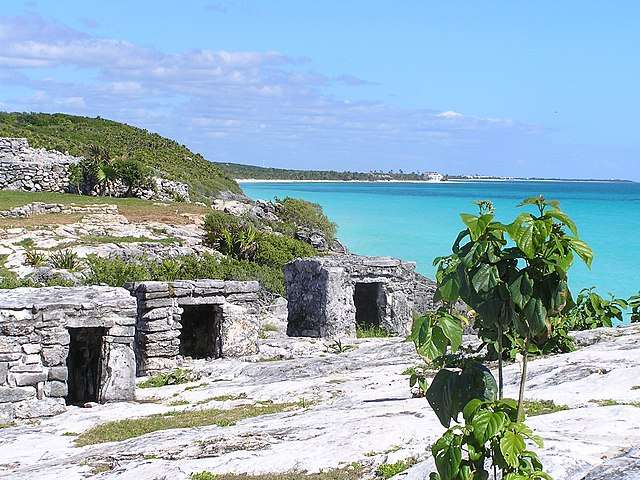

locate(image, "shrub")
[[203, 211, 259, 260], [50, 249, 82, 271], [83, 255, 151, 286], [567, 287, 628, 330], [113, 157, 153, 196], [254, 233, 317, 269], [275, 196, 337, 240]]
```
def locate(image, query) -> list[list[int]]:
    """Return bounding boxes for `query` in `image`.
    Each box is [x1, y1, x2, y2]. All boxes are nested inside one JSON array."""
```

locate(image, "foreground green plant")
[[376, 458, 417, 479], [50, 249, 82, 271], [189, 465, 365, 480], [411, 196, 592, 480]]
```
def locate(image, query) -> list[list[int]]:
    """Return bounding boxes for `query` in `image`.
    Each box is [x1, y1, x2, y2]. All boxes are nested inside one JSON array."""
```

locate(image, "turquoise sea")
[[242, 181, 640, 299]]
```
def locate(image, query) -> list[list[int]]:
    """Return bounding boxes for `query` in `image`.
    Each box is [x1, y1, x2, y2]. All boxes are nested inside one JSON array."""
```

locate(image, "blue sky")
[[1, 1, 639, 179]]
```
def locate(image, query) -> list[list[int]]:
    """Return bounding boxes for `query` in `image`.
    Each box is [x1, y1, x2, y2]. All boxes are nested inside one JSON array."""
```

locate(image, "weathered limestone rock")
[[0, 286, 136, 420], [128, 280, 262, 375], [285, 255, 436, 338]]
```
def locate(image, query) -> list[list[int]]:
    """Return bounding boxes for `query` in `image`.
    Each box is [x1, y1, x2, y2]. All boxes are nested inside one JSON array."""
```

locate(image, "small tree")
[[412, 196, 593, 479], [113, 158, 152, 197]]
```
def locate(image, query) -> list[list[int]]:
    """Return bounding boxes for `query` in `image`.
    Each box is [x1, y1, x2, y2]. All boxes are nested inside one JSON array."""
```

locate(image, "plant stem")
[[497, 324, 504, 400], [517, 336, 530, 421]]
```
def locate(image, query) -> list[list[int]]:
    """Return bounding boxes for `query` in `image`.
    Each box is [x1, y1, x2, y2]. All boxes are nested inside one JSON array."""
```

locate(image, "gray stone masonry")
[[127, 280, 261, 375], [0, 137, 80, 192], [285, 255, 437, 338], [0, 286, 136, 422]]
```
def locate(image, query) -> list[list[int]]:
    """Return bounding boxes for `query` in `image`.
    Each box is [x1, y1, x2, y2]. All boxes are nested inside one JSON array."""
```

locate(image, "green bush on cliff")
[[275, 197, 337, 241], [83, 253, 286, 295], [0, 112, 240, 200], [255, 234, 317, 269]]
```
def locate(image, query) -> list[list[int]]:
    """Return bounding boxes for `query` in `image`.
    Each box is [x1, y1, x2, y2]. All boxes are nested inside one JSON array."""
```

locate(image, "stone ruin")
[[127, 280, 261, 375], [0, 137, 190, 202], [0, 286, 137, 422], [0, 137, 80, 192], [0, 279, 263, 419], [285, 255, 436, 338]]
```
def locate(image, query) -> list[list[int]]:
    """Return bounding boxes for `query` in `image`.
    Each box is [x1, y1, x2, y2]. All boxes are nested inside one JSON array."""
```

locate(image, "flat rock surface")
[[0, 326, 638, 479]]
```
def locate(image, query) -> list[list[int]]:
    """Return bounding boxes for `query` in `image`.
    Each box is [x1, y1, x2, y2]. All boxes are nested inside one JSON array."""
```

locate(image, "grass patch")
[[62, 431, 78, 436], [167, 399, 190, 407], [15, 238, 35, 248], [259, 322, 279, 339], [90, 463, 114, 475], [80, 235, 181, 246], [356, 325, 391, 338], [589, 399, 640, 407], [211, 393, 248, 402], [74, 402, 299, 446], [184, 382, 210, 391], [523, 399, 570, 417], [137, 368, 198, 389], [0, 191, 209, 227], [375, 458, 417, 479], [189, 465, 365, 480]]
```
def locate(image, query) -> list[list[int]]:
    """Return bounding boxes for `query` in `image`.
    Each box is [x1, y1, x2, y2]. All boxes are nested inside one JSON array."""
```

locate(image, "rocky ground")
[[0, 325, 638, 480]]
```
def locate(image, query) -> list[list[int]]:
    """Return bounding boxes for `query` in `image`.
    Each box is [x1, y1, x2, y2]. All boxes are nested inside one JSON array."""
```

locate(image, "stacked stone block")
[[0, 286, 137, 422], [285, 255, 436, 338], [128, 280, 261, 375]]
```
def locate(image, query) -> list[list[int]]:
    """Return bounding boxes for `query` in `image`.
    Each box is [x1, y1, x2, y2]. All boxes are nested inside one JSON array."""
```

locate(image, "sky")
[[0, 1, 639, 180]]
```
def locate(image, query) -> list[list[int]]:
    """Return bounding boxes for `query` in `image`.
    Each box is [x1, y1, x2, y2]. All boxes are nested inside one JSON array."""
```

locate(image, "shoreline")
[[237, 178, 633, 184]]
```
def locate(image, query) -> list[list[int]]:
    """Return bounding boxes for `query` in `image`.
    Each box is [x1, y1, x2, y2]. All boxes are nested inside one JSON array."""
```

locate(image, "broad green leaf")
[[438, 277, 460, 302], [460, 213, 493, 241], [434, 435, 462, 480], [438, 313, 464, 352], [523, 298, 547, 336], [508, 215, 536, 258], [462, 399, 483, 423], [509, 272, 533, 310], [472, 263, 500, 293], [569, 237, 593, 268], [426, 369, 459, 428], [472, 410, 507, 444], [546, 208, 578, 235], [500, 430, 526, 468]]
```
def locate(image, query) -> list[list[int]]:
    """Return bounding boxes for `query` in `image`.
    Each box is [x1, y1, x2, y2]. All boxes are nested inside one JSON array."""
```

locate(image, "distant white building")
[[423, 172, 444, 182]]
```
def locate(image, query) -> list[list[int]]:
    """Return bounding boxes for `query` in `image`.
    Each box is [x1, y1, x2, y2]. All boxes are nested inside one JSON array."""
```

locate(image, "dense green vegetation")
[[411, 196, 593, 480], [275, 197, 337, 241], [217, 162, 443, 182], [0, 112, 241, 199]]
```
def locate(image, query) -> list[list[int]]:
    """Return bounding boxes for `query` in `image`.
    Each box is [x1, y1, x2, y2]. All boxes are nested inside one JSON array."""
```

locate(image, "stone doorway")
[[353, 282, 386, 329], [179, 305, 223, 359], [66, 327, 105, 405]]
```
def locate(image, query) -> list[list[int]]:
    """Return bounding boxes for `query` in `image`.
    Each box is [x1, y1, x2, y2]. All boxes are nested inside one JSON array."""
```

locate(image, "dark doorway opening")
[[354, 282, 385, 329], [179, 305, 222, 359], [66, 327, 105, 406]]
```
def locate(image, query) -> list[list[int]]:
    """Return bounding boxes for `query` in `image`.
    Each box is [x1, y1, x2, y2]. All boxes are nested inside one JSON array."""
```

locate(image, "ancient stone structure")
[[0, 286, 136, 422], [0, 137, 80, 192], [128, 280, 261, 375], [285, 255, 436, 338], [0, 137, 190, 201]]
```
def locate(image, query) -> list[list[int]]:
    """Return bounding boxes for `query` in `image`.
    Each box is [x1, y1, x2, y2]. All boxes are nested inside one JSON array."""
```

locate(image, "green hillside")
[[0, 112, 242, 200]]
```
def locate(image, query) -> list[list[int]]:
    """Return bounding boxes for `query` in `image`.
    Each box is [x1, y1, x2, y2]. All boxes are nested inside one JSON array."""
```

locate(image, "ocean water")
[[242, 181, 640, 299]]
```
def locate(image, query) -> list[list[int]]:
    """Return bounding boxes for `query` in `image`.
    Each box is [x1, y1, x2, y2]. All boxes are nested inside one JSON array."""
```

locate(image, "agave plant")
[[50, 249, 82, 271]]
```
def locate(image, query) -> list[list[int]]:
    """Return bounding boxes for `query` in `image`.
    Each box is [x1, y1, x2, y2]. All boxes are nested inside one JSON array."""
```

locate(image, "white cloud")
[[437, 110, 464, 119]]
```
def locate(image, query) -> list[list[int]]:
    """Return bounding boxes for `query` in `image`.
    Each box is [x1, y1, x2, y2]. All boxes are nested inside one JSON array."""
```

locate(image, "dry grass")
[[0, 191, 208, 227], [189, 464, 366, 480]]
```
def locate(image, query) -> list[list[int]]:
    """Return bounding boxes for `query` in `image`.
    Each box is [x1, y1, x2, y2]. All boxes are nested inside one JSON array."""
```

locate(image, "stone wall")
[[0, 202, 119, 218], [127, 280, 261, 375], [0, 286, 136, 422], [0, 138, 80, 192], [0, 137, 190, 202], [285, 255, 436, 338]]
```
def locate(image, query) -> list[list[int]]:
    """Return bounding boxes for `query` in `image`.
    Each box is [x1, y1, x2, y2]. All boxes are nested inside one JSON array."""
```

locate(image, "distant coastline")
[[237, 178, 634, 184]]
